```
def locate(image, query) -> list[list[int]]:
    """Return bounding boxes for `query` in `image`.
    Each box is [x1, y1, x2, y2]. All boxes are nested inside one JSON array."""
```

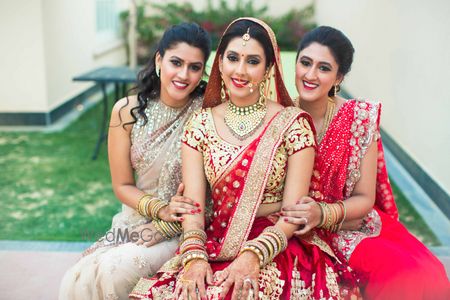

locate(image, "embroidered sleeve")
[[284, 115, 316, 156], [356, 100, 381, 158], [181, 109, 206, 153]]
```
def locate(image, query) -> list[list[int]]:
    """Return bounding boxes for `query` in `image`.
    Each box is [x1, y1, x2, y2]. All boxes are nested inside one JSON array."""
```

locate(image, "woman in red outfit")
[[129, 18, 360, 300], [283, 25, 449, 299]]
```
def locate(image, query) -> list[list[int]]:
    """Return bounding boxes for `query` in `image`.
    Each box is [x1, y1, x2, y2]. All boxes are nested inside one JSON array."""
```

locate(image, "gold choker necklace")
[[224, 100, 267, 141]]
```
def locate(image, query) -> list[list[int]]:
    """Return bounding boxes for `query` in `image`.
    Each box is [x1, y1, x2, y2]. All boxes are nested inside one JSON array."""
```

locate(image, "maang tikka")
[[242, 28, 250, 46]]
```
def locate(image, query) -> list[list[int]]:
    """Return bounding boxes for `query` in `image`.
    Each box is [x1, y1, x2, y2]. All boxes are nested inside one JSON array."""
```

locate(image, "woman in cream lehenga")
[[59, 23, 211, 300], [130, 18, 359, 300]]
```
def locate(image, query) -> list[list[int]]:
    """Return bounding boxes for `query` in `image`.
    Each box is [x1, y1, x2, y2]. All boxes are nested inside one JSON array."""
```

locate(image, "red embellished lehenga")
[[309, 99, 449, 299], [130, 18, 359, 300]]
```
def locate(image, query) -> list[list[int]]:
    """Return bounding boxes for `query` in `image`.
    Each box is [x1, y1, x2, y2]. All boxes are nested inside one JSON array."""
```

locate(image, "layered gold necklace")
[[224, 100, 267, 141], [317, 97, 336, 144]]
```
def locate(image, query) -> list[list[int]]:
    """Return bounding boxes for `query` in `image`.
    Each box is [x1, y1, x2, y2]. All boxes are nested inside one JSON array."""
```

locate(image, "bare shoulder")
[[110, 95, 139, 127]]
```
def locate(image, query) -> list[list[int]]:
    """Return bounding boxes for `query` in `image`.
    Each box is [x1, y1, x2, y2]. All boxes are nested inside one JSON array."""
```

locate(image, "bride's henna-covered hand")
[[174, 259, 213, 300], [214, 251, 260, 300]]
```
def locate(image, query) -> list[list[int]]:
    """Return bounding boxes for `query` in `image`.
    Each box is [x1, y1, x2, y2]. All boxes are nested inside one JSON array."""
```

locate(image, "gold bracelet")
[[157, 220, 182, 238], [262, 233, 280, 256], [317, 201, 326, 227], [240, 245, 264, 268], [182, 229, 207, 242], [181, 250, 208, 267], [263, 226, 288, 251], [258, 236, 275, 263], [153, 219, 171, 240], [150, 199, 168, 220], [136, 194, 153, 217]]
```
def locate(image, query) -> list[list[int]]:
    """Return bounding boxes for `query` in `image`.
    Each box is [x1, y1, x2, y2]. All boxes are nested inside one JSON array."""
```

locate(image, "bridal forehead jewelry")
[[242, 28, 250, 46]]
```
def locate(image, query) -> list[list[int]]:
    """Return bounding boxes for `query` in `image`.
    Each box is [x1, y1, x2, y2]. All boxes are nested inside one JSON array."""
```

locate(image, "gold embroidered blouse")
[[182, 108, 315, 204]]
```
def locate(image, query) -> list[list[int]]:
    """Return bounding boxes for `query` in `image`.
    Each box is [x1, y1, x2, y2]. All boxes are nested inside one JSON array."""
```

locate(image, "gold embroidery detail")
[[290, 257, 313, 299], [129, 277, 157, 298], [258, 261, 285, 299], [325, 265, 340, 298], [218, 107, 302, 260]]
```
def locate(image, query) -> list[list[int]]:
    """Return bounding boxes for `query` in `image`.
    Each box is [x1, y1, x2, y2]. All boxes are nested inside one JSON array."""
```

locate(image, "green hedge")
[[120, 0, 316, 63]]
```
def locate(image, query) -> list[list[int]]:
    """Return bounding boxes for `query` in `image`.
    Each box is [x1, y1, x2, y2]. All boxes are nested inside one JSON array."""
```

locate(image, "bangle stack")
[[153, 219, 182, 240], [136, 194, 168, 220], [179, 229, 208, 268], [137, 194, 181, 239], [239, 226, 287, 268], [317, 200, 346, 232]]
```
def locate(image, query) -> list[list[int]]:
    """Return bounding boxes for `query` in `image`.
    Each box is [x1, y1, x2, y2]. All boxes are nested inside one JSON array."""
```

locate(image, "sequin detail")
[[182, 108, 315, 204]]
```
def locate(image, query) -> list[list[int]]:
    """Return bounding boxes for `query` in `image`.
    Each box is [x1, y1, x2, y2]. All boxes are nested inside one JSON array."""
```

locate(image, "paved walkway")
[[0, 241, 448, 300], [0, 132, 449, 300]]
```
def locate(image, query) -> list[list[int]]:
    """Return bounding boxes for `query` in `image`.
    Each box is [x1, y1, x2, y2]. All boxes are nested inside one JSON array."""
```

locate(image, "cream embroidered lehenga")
[[59, 97, 202, 300]]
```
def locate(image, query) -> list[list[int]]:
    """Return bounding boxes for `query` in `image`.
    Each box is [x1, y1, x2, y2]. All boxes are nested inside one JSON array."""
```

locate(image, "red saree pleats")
[[350, 209, 449, 300]]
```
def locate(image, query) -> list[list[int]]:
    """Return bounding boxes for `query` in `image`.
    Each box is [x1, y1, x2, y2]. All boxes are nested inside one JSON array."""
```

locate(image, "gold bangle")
[[243, 240, 269, 267], [261, 233, 280, 258], [240, 245, 264, 268], [158, 220, 179, 238], [317, 201, 326, 227], [181, 250, 208, 267], [263, 226, 287, 251], [258, 236, 275, 262], [153, 219, 171, 239], [136, 194, 153, 217], [150, 199, 168, 220], [182, 229, 207, 242]]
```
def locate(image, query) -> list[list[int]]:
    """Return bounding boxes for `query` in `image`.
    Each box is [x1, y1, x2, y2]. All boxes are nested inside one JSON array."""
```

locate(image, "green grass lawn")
[[0, 52, 441, 245], [0, 99, 441, 245], [0, 100, 120, 241]]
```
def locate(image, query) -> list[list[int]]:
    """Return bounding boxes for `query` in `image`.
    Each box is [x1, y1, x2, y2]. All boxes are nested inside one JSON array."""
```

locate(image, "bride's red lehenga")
[[309, 99, 449, 299]]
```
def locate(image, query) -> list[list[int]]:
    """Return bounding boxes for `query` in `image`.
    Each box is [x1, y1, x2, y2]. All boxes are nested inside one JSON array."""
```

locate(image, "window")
[[95, 0, 122, 51]]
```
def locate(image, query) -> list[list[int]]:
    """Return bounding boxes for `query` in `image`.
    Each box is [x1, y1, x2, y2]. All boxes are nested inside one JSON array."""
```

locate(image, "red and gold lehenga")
[[309, 99, 449, 299], [130, 18, 359, 300]]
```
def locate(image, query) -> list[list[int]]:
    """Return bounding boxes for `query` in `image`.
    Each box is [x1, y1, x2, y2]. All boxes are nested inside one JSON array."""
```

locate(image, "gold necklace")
[[224, 100, 267, 141], [317, 97, 336, 144]]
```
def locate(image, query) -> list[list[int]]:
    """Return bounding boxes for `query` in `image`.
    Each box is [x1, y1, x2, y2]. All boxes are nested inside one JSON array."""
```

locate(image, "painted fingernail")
[[195, 203, 200, 207], [197, 208, 202, 213], [284, 218, 289, 222], [180, 217, 184, 221], [191, 210, 196, 214]]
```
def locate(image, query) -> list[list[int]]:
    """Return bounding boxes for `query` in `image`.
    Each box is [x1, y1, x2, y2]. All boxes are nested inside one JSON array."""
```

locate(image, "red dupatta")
[[205, 107, 309, 261], [309, 99, 398, 218]]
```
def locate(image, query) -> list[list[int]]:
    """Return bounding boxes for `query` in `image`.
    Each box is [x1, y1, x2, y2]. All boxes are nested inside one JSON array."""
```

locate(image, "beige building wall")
[[0, 1, 48, 112], [0, 0, 127, 113], [315, 0, 450, 194]]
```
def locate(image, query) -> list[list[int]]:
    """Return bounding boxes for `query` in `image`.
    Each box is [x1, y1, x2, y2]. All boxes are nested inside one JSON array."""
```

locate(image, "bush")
[[120, 0, 316, 63]]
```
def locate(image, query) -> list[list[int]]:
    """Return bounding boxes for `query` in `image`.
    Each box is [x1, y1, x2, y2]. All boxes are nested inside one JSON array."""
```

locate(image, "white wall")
[[315, 0, 450, 194], [0, 0, 127, 113], [0, 1, 48, 112], [43, 0, 127, 111]]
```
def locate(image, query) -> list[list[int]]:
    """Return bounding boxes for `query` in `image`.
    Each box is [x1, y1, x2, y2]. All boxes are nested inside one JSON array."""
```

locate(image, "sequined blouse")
[[182, 108, 316, 203], [130, 97, 202, 202]]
